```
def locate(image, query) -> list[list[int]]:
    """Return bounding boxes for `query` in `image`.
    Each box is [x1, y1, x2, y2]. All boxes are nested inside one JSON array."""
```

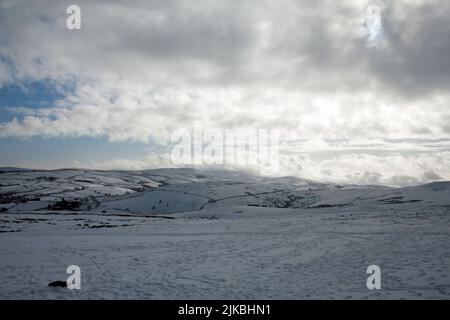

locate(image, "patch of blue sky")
[[0, 136, 166, 169], [0, 79, 75, 122]]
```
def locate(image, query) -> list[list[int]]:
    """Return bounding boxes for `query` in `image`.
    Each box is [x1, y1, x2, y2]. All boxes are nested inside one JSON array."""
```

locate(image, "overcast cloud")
[[0, 0, 449, 185]]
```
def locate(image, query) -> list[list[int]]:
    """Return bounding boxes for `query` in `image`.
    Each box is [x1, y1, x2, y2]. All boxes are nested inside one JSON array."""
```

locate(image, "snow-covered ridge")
[[1, 168, 449, 215], [1, 168, 450, 299]]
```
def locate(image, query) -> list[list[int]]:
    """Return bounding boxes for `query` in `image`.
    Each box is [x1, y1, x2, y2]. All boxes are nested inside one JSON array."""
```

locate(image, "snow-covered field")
[[0, 168, 449, 299]]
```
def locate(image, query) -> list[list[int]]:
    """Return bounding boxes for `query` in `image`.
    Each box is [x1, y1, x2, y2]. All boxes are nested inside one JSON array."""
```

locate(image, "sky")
[[0, 0, 450, 186]]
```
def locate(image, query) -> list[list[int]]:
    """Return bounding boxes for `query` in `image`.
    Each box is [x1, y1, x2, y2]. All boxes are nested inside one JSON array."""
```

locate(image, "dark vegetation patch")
[[377, 197, 422, 204], [47, 198, 81, 211]]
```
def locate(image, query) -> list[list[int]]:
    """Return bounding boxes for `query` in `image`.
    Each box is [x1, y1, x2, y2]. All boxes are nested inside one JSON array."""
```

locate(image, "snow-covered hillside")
[[1, 167, 449, 215], [0, 168, 449, 299]]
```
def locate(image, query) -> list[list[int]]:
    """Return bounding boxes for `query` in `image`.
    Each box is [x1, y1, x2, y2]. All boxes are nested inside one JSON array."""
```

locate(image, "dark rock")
[[48, 281, 67, 288]]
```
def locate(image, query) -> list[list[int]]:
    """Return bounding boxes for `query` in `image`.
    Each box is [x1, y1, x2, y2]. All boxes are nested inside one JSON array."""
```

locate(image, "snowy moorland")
[[0, 167, 449, 299]]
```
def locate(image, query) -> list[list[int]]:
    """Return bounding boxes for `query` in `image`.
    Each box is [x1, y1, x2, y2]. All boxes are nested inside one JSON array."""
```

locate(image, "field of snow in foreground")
[[0, 168, 449, 299], [0, 205, 449, 299]]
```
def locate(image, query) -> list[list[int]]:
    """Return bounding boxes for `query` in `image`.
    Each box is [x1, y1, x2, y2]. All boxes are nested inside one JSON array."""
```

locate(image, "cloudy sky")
[[1, 0, 449, 186]]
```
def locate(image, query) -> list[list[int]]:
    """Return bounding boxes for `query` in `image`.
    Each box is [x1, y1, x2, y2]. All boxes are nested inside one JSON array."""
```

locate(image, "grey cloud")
[[367, 1, 450, 98], [1, 0, 450, 185], [1, 0, 450, 98], [389, 175, 421, 187], [442, 116, 450, 133], [358, 171, 383, 185], [423, 170, 443, 181]]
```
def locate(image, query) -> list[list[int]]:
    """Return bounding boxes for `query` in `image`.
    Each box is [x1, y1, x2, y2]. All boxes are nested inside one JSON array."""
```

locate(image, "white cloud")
[[1, 0, 449, 185]]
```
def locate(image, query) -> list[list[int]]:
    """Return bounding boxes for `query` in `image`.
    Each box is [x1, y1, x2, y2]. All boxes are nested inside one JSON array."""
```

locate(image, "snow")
[[0, 168, 449, 299]]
